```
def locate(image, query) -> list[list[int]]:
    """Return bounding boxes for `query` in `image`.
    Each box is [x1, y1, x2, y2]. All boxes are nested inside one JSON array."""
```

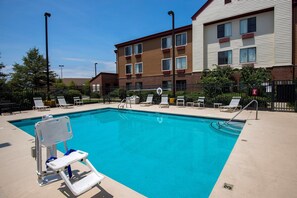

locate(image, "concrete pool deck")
[[0, 103, 296, 197]]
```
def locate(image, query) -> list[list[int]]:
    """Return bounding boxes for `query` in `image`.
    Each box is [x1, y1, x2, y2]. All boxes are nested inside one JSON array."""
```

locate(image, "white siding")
[[192, 0, 292, 72], [204, 11, 274, 69]]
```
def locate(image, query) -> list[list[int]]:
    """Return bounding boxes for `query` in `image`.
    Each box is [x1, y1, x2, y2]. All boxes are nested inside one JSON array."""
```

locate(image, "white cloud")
[[63, 57, 87, 62]]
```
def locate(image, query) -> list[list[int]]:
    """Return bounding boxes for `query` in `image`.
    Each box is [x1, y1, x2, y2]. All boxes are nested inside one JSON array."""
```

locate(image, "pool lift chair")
[[34, 115, 104, 196]]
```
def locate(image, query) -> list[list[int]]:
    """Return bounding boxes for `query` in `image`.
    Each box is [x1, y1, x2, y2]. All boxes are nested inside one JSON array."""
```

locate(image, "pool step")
[[210, 121, 244, 136]]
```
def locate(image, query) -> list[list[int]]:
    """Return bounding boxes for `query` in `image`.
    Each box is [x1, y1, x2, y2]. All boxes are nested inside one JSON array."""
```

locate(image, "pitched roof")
[[90, 72, 118, 83], [62, 78, 91, 86], [191, 0, 213, 20]]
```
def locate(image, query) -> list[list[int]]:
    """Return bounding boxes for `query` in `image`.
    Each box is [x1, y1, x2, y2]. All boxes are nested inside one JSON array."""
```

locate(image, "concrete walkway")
[[0, 103, 296, 197]]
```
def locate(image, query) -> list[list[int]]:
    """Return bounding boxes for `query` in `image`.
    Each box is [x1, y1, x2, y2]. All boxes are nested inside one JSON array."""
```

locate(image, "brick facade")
[[90, 73, 118, 94], [115, 25, 193, 90]]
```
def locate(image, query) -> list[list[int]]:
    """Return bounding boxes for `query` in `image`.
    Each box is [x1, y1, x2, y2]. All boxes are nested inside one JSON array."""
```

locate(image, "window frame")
[[161, 58, 172, 71], [217, 22, 232, 38], [240, 17, 256, 35], [134, 43, 143, 55], [124, 45, 132, 57], [176, 56, 187, 70], [161, 36, 172, 49], [240, 47, 256, 63], [134, 62, 143, 74], [218, 50, 232, 65], [125, 64, 133, 75], [175, 32, 187, 47]]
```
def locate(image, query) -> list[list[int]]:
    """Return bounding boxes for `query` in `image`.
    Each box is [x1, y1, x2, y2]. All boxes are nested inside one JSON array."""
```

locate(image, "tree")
[[0, 56, 7, 91], [9, 48, 57, 90], [240, 66, 270, 89], [201, 65, 235, 97]]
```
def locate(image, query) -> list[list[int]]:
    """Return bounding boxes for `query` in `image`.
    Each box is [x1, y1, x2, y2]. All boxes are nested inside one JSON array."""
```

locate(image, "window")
[[225, 0, 231, 4], [124, 46, 132, 56], [135, 63, 143, 74], [161, 36, 172, 49], [240, 47, 256, 63], [162, 58, 172, 71], [218, 50, 232, 65], [176, 56, 187, 69], [92, 84, 96, 92], [126, 82, 132, 90], [162, 81, 172, 90], [135, 82, 143, 90], [176, 32, 187, 46], [176, 80, 187, 91], [217, 23, 232, 38], [240, 17, 256, 34], [134, 43, 142, 54], [125, 64, 132, 74]]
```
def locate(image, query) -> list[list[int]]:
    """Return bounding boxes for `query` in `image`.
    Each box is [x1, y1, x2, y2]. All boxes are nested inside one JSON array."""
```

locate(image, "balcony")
[[241, 33, 254, 39], [125, 55, 131, 60], [135, 54, 142, 58], [136, 73, 142, 78], [126, 74, 132, 79]]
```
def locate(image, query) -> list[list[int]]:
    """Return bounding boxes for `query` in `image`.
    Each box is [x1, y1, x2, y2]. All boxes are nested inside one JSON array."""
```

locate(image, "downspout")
[[293, 1, 296, 80]]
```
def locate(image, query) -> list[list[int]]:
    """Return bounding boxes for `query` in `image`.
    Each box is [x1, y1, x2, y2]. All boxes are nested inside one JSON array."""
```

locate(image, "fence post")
[[271, 81, 275, 111]]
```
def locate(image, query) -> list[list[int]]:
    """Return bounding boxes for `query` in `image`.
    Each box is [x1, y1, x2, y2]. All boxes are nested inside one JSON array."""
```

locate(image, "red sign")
[[252, 88, 258, 96]]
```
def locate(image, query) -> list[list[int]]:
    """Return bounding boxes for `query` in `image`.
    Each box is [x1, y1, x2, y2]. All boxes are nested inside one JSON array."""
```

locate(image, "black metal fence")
[[1, 80, 296, 113]]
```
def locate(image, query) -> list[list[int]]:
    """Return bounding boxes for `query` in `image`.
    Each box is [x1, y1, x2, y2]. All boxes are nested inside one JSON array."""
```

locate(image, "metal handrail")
[[118, 99, 126, 109], [225, 100, 258, 125]]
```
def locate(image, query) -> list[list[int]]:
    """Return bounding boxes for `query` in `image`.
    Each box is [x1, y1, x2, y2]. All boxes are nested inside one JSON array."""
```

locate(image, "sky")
[[0, 0, 206, 78]]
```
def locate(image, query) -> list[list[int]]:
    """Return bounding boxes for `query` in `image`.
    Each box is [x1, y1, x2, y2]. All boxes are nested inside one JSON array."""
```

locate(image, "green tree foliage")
[[240, 66, 270, 89], [9, 48, 57, 90], [201, 65, 234, 97], [69, 81, 76, 89], [82, 81, 91, 95], [0, 57, 7, 91]]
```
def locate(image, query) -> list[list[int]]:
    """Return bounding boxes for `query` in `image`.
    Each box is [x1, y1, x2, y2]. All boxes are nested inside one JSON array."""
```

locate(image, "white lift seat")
[[35, 116, 105, 196]]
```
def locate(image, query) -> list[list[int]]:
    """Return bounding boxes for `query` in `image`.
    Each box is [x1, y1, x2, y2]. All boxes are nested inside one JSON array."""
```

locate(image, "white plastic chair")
[[220, 96, 242, 112], [194, 97, 205, 107], [140, 94, 154, 106], [57, 96, 73, 108], [176, 96, 185, 106], [33, 97, 50, 111], [159, 94, 169, 108]]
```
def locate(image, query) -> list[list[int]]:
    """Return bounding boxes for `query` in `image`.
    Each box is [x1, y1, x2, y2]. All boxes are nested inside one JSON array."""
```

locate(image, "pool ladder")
[[118, 97, 132, 109], [211, 100, 259, 136], [226, 99, 258, 124]]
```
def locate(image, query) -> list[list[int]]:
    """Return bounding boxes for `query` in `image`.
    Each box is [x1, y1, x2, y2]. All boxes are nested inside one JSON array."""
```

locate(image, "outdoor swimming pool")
[[11, 108, 242, 198]]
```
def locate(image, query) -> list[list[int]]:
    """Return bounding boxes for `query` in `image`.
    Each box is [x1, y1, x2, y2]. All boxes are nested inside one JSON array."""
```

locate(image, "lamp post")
[[168, 10, 176, 97], [59, 65, 64, 79], [44, 12, 51, 98], [94, 62, 98, 77]]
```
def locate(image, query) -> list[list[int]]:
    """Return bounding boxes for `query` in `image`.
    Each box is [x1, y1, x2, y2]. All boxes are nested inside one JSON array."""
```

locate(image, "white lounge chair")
[[57, 96, 73, 108], [176, 96, 185, 106], [220, 96, 242, 112], [35, 116, 104, 196], [33, 97, 50, 111], [140, 94, 154, 106], [193, 97, 205, 107], [73, 96, 83, 105], [159, 94, 169, 108]]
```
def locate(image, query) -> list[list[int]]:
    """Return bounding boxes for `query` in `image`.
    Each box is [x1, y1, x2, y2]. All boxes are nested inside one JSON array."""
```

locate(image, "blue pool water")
[[11, 108, 242, 198]]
